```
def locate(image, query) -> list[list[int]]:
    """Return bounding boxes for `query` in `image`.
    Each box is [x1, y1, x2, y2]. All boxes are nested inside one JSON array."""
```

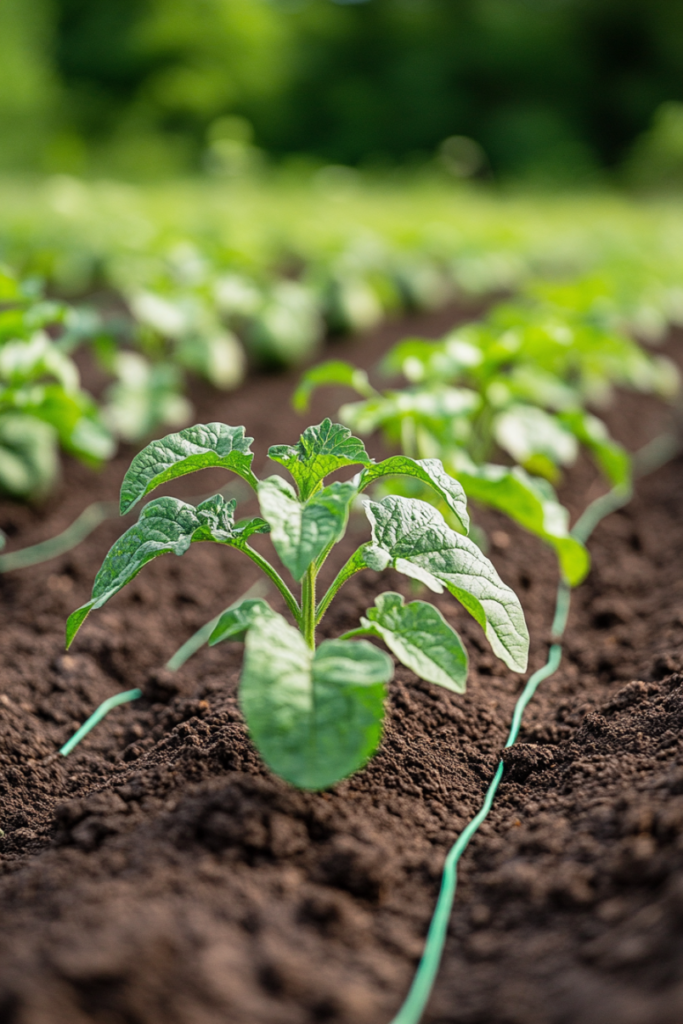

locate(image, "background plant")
[[65, 419, 529, 789], [0, 265, 197, 501], [296, 282, 679, 586], [0, 266, 115, 499]]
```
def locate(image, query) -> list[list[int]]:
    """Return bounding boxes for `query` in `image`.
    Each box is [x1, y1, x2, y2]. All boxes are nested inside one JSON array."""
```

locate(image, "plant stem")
[[301, 565, 317, 649], [336, 627, 372, 641], [316, 545, 368, 623], [242, 544, 301, 624]]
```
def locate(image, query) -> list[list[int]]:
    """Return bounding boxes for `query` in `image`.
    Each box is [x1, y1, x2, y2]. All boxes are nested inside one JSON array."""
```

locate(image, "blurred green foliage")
[[2, 0, 683, 182]]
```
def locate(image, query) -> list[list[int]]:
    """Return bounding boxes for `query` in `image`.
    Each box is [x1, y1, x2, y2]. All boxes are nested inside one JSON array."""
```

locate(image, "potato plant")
[[296, 299, 678, 587], [66, 419, 529, 789], [0, 267, 114, 499]]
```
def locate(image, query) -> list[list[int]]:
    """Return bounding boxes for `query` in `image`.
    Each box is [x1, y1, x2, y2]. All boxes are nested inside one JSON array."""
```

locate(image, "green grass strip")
[[59, 688, 142, 757]]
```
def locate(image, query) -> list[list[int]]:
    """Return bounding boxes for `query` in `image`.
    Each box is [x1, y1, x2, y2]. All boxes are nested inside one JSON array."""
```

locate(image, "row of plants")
[[1, 179, 681, 508], [2, 180, 680, 1024], [0, 266, 190, 501], [2, 175, 683, 374]]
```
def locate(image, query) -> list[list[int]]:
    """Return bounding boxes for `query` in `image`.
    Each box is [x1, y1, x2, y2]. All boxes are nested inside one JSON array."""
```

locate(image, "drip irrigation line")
[[390, 644, 563, 1024], [42, 427, 683, 1011], [59, 689, 143, 757], [59, 578, 270, 756], [0, 482, 243, 575], [0, 501, 119, 573], [388, 430, 682, 1024], [165, 579, 270, 672], [164, 614, 224, 673]]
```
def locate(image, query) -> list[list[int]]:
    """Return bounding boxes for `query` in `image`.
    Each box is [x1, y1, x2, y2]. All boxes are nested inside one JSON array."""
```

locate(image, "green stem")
[[238, 468, 262, 493], [316, 546, 368, 624], [301, 565, 317, 649], [337, 627, 372, 641], [242, 544, 301, 625]]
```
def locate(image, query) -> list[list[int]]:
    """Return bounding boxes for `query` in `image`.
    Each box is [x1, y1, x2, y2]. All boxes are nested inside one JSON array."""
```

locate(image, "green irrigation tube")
[[0, 501, 119, 573], [59, 688, 143, 757], [390, 643, 563, 1024], [0, 481, 243, 575], [389, 435, 681, 1024]]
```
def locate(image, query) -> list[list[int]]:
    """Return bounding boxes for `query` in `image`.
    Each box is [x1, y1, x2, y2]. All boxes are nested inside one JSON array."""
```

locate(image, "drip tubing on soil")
[[165, 579, 270, 672], [59, 688, 143, 757], [0, 501, 119, 573], [0, 482, 243, 575], [59, 579, 270, 756], [389, 432, 681, 1024]]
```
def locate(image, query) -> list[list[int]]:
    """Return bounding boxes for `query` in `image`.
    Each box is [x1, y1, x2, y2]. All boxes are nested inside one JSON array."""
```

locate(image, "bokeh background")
[[3, 0, 683, 188]]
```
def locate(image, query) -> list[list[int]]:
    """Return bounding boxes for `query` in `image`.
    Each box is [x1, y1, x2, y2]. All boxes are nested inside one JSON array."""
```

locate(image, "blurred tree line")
[[2, 0, 683, 183]]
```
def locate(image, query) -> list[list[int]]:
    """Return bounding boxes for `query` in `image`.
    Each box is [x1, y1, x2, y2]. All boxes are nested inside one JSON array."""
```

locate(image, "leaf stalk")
[[242, 544, 301, 624]]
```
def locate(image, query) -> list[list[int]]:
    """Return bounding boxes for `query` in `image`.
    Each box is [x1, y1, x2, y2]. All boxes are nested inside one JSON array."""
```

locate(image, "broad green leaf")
[[381, 335, 483, 382], [0, 415, 58, 499], [293, 360, 375, 413], [494, 404, 578, 471], [240, 611, 392, 789], [361, 592, 468, 693], [258, 476, 356, 581], [0, 332, 80, 393], [66, 494, 265, 647], [208, 598, 274, 645], [119, 422, 257, 515], [364, 495, 529, 672], [453, 459, 590, 586], [340, 385, 480, 438], [358, 456, 470, 534], [558, 410, 632, 489], [267, 418, 372, 500]]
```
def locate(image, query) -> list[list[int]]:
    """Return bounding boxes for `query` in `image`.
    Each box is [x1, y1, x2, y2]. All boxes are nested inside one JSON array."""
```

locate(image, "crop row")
[[0, 177, 682, 502]]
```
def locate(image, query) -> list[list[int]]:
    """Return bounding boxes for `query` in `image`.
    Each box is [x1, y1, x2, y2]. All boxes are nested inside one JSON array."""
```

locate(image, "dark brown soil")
[[1, 312, 682, 1024]]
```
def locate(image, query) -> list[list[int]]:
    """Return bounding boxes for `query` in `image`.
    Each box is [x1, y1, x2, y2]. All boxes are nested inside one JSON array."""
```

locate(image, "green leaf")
[[66, 494, 263, 646], [0, 415, 59, 500], [268, 418, 372, 500], [208, 597, 274, 645], [558, 410, 632, 489], [364, 495, 529, 673], [258, 476, 356, 581], [361, 592, 468, 693], [65, 603, 92, 649], [293, 361, 375, 413], [358, 456, 470, 534], [240, 611, 392, 789], [119, 422, 257, 515], [494, 404, 578, 472], [453, 459, 590, 586]]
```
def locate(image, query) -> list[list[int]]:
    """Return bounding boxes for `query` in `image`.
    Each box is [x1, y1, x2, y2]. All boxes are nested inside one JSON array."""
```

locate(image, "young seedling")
[[0, 269, 114, 498], [293, 287, 680, 589], [66, 419, 529, 790]]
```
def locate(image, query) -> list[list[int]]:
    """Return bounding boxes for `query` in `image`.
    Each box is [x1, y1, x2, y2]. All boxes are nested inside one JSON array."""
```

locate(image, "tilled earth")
[[1, 313, 682, 1024]]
